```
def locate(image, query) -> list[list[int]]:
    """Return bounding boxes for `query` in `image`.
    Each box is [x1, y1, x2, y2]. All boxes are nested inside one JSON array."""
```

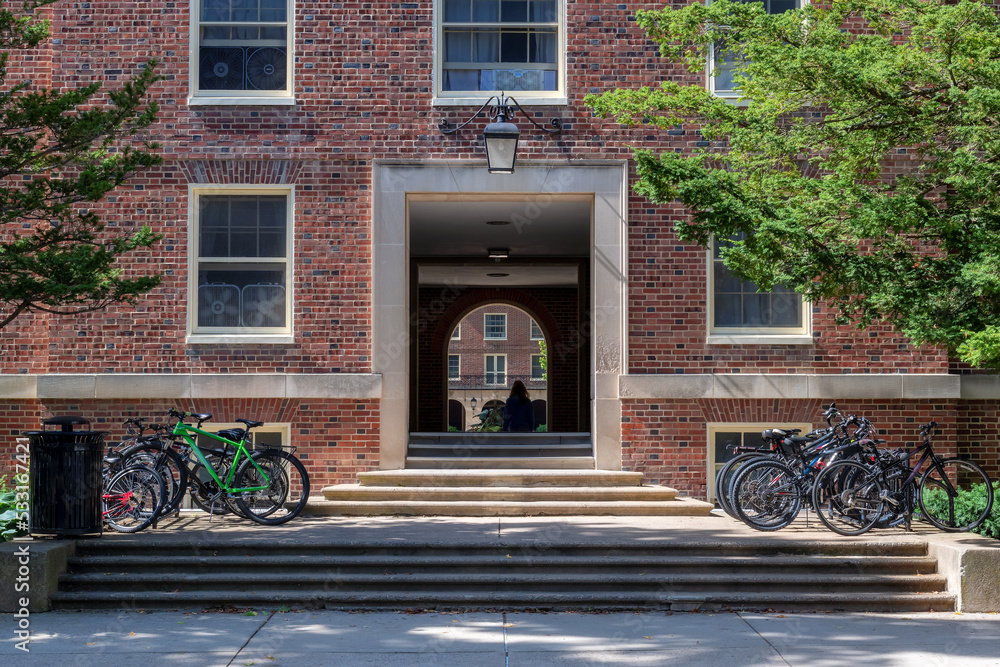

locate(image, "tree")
[[586, 0, 1000, 369], [0, 1, 162, 329]]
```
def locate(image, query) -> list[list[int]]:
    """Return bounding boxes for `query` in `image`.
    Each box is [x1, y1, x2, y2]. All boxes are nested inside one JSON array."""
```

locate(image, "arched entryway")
[[414, 286, 587, 434]]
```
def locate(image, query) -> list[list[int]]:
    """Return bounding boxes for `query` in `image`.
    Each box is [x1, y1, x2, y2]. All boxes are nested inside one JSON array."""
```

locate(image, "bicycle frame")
[[168, 421, 271, 494]]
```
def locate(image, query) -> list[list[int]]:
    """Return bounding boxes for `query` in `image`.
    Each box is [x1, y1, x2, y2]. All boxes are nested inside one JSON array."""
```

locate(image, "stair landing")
[[310, 469, 715, 517]]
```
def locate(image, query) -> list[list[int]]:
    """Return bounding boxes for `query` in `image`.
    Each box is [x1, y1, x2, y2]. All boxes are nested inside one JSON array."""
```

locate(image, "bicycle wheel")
[[188, 461, 232, 516], [812, 460, 886, 536], [120, 440, 188, 515], [918, 458, 995, 532], [729, 458, 802, 531], [103, 465, 166, 533], [234, 450, 310, 525], [715, 453, 764, 519]]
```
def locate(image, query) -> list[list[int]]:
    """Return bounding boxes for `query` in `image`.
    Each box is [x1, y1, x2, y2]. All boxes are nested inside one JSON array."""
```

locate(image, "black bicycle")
[[812, 421, 995, 536]]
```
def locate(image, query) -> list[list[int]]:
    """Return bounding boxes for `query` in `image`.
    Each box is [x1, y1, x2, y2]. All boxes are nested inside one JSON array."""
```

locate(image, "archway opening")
[[447, 304, 549, 433]]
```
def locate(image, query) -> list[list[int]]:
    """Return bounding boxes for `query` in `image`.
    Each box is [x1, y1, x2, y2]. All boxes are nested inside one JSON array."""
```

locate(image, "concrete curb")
[[924, 531, 1000, 612], [0, 539, 76, 613]]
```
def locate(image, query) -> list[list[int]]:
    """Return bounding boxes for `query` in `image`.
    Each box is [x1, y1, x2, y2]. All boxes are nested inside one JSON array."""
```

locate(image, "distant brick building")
[[0, 1, 997, 501]]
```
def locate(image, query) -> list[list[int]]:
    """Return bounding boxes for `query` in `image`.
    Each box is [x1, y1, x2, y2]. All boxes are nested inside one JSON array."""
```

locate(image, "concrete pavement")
[[3, 608, 999, 666]]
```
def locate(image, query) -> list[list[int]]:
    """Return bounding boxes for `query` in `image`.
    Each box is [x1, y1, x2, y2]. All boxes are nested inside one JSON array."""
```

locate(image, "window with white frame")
[[530, 354, 544, 380], [449, 354, 461, 380], [707, 422, 811, 502], [485, 354, 506, 385], [710, 235, 806, 335], [484, 312, 507, 340], [710, 0, 801, 98], [192, 0, 292, 102], [191, 188, 292, 335], [437, 0, 563, 101], [451, 324, 461, 340], [529, 319, 543, 340]]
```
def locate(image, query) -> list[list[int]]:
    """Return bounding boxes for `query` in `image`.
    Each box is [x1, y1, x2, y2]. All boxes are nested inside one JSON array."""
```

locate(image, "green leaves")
[[587, 0, 1000, 369], [0, 1, 163, 328]]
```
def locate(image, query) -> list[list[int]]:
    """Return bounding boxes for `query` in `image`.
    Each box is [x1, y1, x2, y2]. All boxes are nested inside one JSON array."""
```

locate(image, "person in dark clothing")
[[503, 380, 533, 432]]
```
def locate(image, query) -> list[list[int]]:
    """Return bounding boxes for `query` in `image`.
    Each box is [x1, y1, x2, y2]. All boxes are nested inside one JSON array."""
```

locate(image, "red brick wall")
[[622, 399, 963, 501], [1, 399, 377, 488]]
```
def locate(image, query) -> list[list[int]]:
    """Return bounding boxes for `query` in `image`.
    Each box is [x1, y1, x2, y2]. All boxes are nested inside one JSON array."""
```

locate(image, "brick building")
[[1, 0, 998, 501]]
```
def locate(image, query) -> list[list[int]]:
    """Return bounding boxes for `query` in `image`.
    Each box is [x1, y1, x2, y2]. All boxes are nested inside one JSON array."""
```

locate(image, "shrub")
[[921, 480, 999, 540], [0, 475, 27, 542]]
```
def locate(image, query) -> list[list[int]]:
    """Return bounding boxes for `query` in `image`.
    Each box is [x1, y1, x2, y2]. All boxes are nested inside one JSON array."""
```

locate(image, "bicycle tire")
[[715, 452, 764, 519], [728, 458, 803, 531], [188, 461, 232, 516], [917, 458, 995, 532], [234, 449, 310, 525], [103, 465, 166, 533], [812, 460, 886, 536], [119, 440, 188, 515]]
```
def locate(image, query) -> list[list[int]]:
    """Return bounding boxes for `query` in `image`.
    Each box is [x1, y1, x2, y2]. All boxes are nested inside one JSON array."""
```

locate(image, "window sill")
[[707, 334, 814, 346], [433, 95, 568, 107], [187, 96, 296, 107], [186, 334, 294, 345]]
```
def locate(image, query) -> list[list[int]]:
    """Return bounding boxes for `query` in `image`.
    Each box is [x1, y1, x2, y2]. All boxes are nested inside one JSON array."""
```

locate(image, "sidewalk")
[[5, 608, 999, 666]]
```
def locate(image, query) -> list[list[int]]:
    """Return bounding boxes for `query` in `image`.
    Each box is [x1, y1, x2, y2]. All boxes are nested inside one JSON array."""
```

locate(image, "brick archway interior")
[[415, 285, 587, 433]]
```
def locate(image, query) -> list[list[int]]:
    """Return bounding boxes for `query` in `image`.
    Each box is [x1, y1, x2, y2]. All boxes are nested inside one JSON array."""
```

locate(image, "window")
[[530, 354, 545, 380], [437, 0, 564, 103], [451, 324, 461, 340], [191, 0, 293, 104], [529, 319, 543, 340], [709, 0, 801, 99], [709, 235, 808, 338], [707, 422, 811, 502], [449, 354, 461, 380], [484, 313, 507, 340], [190, 187, 292, 338], [485, 354, 506, 385]]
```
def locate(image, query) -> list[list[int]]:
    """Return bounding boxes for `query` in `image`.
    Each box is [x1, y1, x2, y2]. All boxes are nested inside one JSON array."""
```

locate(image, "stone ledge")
[[0, 539, 75, 613], [924, 531, 1000, 612], [1, 373, 382, 400], [621, 373, 973, 400]]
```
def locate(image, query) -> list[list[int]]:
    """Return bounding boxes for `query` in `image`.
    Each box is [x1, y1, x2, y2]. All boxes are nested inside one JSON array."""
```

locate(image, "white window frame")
[[187, 184, 294, 343], [529, 319, 543, 340], [485, 354, 507, 385], [449, 354, 461, 380], [707, 422, 812, 502], [433, 0, 568, 106], [451, 324, 462, 340], [484, 312, 507, 340], [707, 238, 812, 344], [189, 0, 295, 106], [530, 353, 544, 380], [706, 0, 807, 101]]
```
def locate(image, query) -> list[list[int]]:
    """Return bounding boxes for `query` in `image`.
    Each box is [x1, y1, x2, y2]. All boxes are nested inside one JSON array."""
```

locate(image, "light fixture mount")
[[439, 92, 563, 174]]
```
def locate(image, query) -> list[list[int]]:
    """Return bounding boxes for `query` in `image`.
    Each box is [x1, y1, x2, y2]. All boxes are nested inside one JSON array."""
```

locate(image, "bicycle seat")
[[762, 428, 801, 440], [215, 428, 246, 442], [236, 418, 264, 429], [103, 454, 122, 466], [191, 412, 212, 422]]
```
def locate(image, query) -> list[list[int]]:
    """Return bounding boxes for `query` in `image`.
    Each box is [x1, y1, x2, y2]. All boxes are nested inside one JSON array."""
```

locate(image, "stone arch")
[[417, 287, 580, 432]]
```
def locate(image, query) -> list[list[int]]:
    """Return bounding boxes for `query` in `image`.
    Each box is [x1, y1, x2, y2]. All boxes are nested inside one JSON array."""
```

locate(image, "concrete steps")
[[406, 433, 594, 467], [311, 469, 715, 517], [50, 541, 956, 612]]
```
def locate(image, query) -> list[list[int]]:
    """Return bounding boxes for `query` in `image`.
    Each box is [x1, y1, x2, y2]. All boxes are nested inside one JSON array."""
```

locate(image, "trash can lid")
[[42, 416, 91, 432]]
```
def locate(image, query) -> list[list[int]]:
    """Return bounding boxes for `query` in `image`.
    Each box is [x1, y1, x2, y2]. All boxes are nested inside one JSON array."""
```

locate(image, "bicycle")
[[112, 417, 188, 516], [812, 421, 995, 536], [727, 411, 872, 531], [163, 408, 310, 525], [101, 455, 167, 533]]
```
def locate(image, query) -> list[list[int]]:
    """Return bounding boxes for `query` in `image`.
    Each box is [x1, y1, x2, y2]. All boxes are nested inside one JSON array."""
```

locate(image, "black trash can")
[[23, 416, 107, 538]]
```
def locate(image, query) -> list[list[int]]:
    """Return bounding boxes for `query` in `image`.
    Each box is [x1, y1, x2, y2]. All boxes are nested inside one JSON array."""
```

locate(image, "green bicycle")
[[165, 408, 310, 525]]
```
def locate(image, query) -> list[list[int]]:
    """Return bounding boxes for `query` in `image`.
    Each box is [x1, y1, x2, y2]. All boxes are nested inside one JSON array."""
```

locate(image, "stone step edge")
[[356, 469, 643, 488], [48, 590, 957, 606], [304, 497, 715, 517], [320, 485, 680, 501], [59, 572, 948, 587], [63, 555, 940, 572]]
